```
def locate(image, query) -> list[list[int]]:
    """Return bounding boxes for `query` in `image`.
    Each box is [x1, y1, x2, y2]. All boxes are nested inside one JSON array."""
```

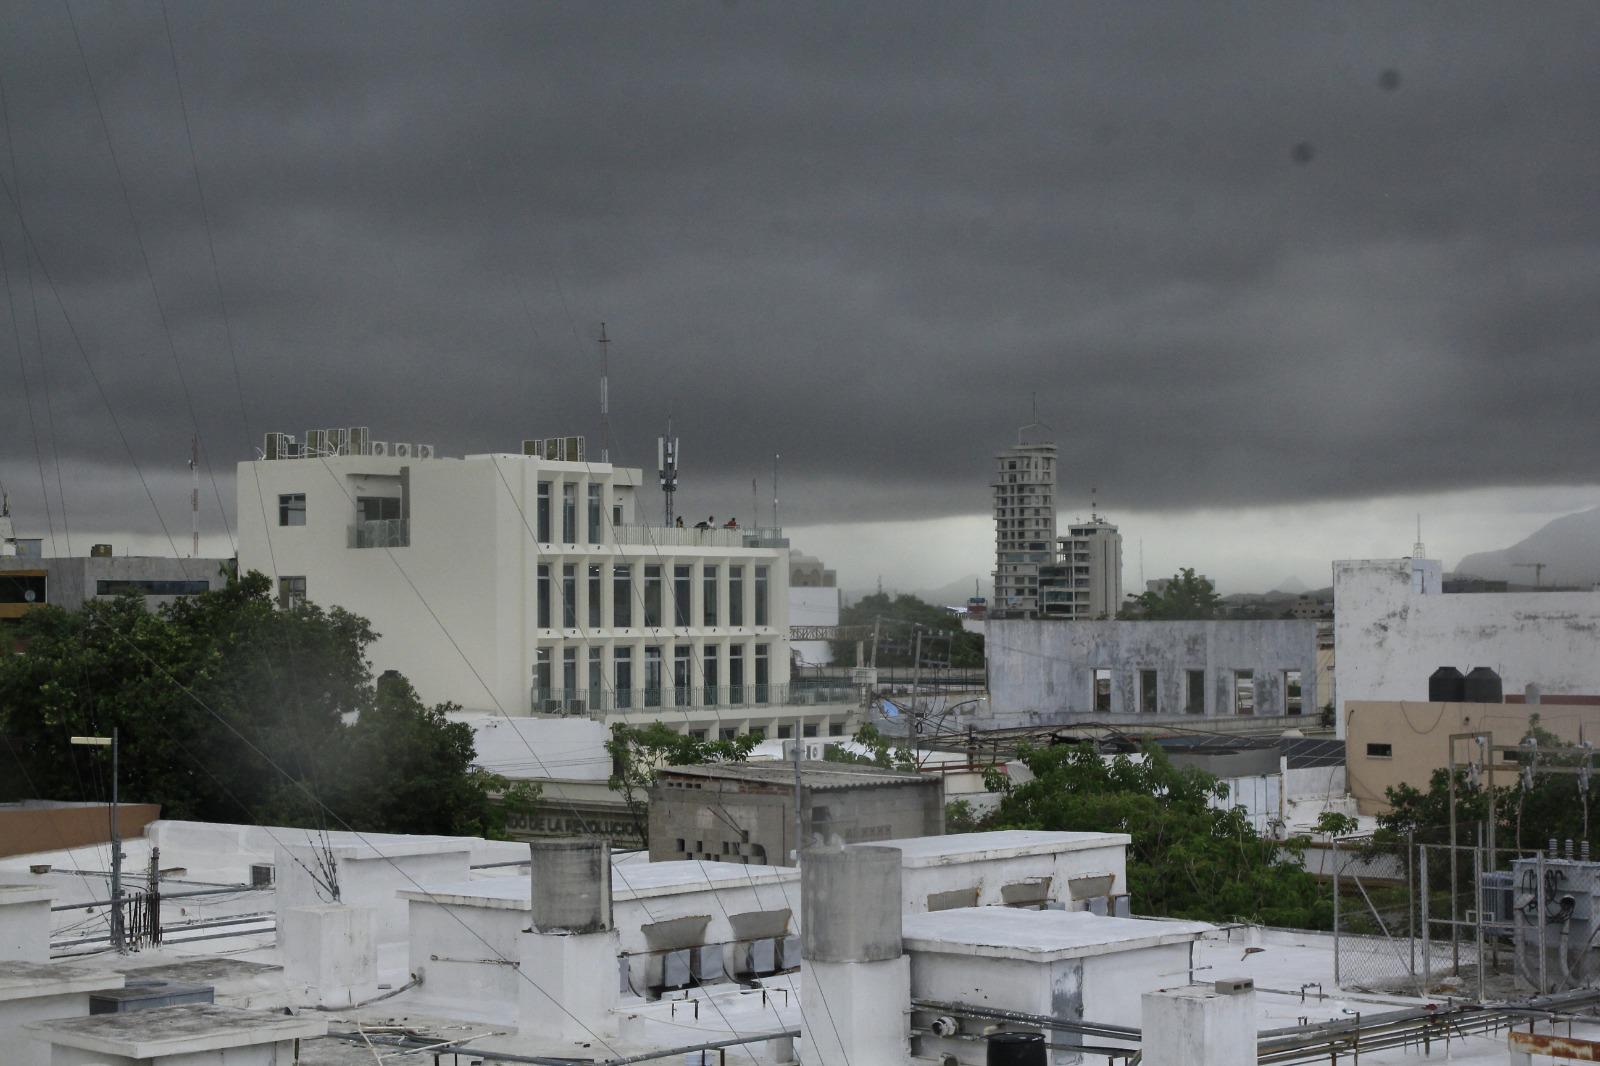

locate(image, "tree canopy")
[[606, 722, 758, 843], [0, 571, 535, 837], [986, 742, 1331, 927], [830, 591, 983, 668], [1123, 568, 1223, 620]]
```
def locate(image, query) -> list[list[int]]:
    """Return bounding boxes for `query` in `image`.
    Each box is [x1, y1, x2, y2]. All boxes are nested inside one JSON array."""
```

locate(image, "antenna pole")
[[189, 436, 199, 558], [598, 323, 611, 463], [772, 453, 780, 530]]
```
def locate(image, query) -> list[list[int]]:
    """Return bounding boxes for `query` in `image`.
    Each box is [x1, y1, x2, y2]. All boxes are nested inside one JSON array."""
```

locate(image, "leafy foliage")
[[0, 571, 531, 837], [830, 592, 983, 668], [822, 723, 919, 772], [1123, 568, 1223, 620], [988, 742, 1331, 927], [606, 722, 758, 842]]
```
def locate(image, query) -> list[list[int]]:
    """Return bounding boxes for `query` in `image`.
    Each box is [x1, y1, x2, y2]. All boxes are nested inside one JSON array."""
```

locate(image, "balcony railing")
[[348, 519, 409, 548], [529, 678, 858, 715], [612, 525, 787, 549]]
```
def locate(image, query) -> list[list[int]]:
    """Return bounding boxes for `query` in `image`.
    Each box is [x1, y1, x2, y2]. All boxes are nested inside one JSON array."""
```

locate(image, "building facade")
[[1040, 515, 1123, 619], [991, 439, 1057, 618], [0, 554, 228, 620], [1333, 557, 1600, 739], [236, 436, 812, 732], [983, 618, 1320, 728]]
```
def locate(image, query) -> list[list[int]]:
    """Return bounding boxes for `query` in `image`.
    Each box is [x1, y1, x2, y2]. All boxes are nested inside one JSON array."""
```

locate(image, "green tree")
[[822, 723, 919, 772], [0, 571, 527, 837], [830, 592, 983, 668], [987, 742, 1330, 927], [605, 722, 758, 844], [1123, 568, 1223, 620]]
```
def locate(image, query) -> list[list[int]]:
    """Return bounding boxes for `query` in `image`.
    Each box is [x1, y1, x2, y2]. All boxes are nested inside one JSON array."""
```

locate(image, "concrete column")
[[520, 839, 619, 1041], [282, 904, 377, 1009], [0, 885, 54, 962], [1140, 980, 1256, 1066], [799, 846, 909, 1066]]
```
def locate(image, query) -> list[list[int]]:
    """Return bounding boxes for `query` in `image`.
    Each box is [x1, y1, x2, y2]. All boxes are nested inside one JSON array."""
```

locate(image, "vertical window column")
[[674, 645, 692, 706], [562, 648, 578, 709], [562, 564, 577, 628], [613, 563, 633, 628], [536, 481, 551, 542], [588, 563, 603, 629], [702, 564, 719, 627], [754, 565, 769, 627], [644, 565, 663, 627], [674, 564, 692, 627], [729, 566, 745, 627], [534, 648, 552, 710], [562, 482, 577, 543], [729, 644, 745, 706], [614, 646, 634, 710], [587, 483, 603, 543], [645, 646, 663, 707], [703, 644, 720, 706], [755, 644, 770, 704], [536, 564, 551, 628], [589, 647, 605, 711]]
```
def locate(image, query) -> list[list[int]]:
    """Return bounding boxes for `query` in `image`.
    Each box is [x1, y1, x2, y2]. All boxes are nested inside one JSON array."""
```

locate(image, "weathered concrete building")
[[0, 555, 228, 620], [647, 760, 943, 865], [983, 618, 1320, 728], [1333, 557, 1600, 738]]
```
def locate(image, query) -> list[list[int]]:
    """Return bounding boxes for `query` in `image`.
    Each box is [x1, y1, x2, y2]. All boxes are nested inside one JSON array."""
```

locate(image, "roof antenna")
[[598, 322, 611, 463], [1413, 512, 1426, 558]]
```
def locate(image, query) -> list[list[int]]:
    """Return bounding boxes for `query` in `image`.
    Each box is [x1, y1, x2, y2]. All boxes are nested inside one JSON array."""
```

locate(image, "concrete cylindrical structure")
[[529, 838, 611, 933], [801, 845, 902, 963]]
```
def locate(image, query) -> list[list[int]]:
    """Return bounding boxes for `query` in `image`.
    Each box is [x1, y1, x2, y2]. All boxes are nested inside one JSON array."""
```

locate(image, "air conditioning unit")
[[369, 441, 389, 457], [565, 699, 586, 716], [542, 699, 564, 714], [416, 444, 435, 459], [263, 432, 284, 461], [347, 427, 370, 455], [327, 428, 349, 456], [393, 443, 413, 458]]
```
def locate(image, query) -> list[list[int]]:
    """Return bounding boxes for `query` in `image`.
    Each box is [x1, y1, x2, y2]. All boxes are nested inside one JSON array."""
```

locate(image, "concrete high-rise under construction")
[[991, 435, 1057, 617]]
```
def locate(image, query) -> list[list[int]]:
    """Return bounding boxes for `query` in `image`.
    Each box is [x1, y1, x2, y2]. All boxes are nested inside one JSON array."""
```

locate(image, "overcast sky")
[[2, 3, 1597, 592]]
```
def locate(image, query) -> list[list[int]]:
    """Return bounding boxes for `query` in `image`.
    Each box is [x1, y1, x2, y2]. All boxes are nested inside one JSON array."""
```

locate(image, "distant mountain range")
[[1454, 506, 1600, 588]]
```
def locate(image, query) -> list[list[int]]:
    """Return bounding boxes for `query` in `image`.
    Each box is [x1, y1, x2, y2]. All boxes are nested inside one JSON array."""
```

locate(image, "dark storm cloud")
[[2, 0, 1598, 542]]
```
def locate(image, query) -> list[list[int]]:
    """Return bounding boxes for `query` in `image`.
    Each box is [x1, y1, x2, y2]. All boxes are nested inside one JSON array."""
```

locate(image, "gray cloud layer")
[[2, 2, 1597, 543]]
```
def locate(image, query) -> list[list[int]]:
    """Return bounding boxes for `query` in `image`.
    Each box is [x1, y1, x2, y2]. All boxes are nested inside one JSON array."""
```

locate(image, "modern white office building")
[[1040, 514, 1124, 619], [236, 431, 841, 735], [991, 438, 1057, 617]]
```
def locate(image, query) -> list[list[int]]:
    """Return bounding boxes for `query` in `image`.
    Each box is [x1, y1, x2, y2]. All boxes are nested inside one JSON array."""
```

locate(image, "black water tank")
[[988, 1031, 1047, 1066], [1463, 666, 1504, 704], [1429, 666, 1465, 702]]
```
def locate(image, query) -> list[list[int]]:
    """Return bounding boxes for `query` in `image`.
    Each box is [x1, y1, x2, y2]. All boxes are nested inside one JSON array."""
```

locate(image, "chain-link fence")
[[1330, 834, 1431, 994]]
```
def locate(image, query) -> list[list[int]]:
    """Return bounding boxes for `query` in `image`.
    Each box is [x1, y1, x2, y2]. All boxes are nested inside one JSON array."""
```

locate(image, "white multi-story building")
[[236, 433, 837, 735], [991, 438, 1058, 617], [1040, 515, 1124, 620]]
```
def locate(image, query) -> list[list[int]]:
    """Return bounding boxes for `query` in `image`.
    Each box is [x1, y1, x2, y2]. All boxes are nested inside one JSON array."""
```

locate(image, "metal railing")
[[613, 524, 787, 549], [530, 678, 861, 715], [348, 518, 409, 548]]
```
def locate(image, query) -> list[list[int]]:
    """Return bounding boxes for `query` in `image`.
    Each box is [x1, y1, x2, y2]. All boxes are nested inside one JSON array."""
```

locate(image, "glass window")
[[674, 565, 692, 627], [703, 646, 719, 706], [356, 496, 400, 522], [562, 647, 578, 705], [802, 723, 818, 738], [536, 482, 551, 541], [1366, 743, 1393, 759], [729, 566, 744, 626], [1093, 668, 1111, 713], [562, 565, 576, 628], [1233, 671, 1255, 715], [1185, 670, 1206, 715], [613, 564, 632, 628], [612, 503, 623, 528], [278, 493, 306, 526], [644, 565, 662, 627], [755, 644, 770, 704], [587, 484, 603, 542], [1139, 669, 1158, 713], [562, 483, 577, 542], [614, 647, 633, 709], [674, 645, 692, 705], [729, 645, 745, 705], [645, 646, 663, 707], [702, 565, 718, 627], [277, 575, 306, 608], [829, 721, 845, 736], [1285, 670, 1304, 715], [777, 724, 793, 739], [537, 564, 551, 628], [534, 648, 552, 706], [588, 565, 602, 628], [588, 647, 604, 709], [754, 566, 769, 626]]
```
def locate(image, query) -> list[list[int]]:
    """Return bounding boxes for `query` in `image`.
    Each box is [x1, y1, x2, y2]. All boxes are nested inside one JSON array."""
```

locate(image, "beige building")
[[1345, 700, 1598, 814]]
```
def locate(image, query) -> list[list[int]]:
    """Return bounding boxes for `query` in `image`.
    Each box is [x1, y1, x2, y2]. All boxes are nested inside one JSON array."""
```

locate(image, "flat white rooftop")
[[26, 1003, 325, 1057], [903, 907, 1210, 961], [399, 859, 798, 910], [868, 830, 1131, 866], [0, 961, 124, 1001]]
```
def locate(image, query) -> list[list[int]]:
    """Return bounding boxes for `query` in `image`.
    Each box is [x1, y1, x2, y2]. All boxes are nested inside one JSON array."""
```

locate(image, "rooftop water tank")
[[988, 1031, 1046, 1066], [1429, 666, 1465, 703], [1463, 666, 1504, 704]]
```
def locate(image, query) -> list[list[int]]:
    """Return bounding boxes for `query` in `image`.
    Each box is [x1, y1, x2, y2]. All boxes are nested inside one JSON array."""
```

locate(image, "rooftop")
[[397, 859, 798, 910], [903, 907, 1211, 962], [867, 829, 1132, 866], [26, 1003, 326, 1057], [657, 759, 935, 790]]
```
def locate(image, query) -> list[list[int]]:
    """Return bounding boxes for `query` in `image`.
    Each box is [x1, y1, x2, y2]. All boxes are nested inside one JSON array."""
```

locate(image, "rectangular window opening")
[[1139, 669, 1158, 714], [1233, 670, 1255, 715], [1284, 669, 1304, 716], [1367, 743, 1393, 759], [1185, 670, 1206, 715], [1093, 668, 1112, 714], [278, 493, 306, 526]]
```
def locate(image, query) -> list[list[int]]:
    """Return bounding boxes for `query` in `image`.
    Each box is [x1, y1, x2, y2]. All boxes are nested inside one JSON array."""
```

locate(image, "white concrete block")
[[800, 956, 910, 1066], [1140, 983, 1256, 1066], [0, 884, 54, 962], [282, 903, 377, 1009], [517, 928, 621, 1043]]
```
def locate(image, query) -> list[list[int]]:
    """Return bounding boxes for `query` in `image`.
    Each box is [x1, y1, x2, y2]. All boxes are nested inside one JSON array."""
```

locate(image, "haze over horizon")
[[2, 3, 1597, 592]]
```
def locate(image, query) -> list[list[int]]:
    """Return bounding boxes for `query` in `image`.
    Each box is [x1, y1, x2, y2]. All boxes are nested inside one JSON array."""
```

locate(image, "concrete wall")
[[274, 840, 471, 947], [984, 618, 1320, 727], [0, 804, 162, 859], [1344, 699, 1595, 815], [1333, 557, 1600, 738], [789, 585, 841, 666], [0, 556, 226, 616]]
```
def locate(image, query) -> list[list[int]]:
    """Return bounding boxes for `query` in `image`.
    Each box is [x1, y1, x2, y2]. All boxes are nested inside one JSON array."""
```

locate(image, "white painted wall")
[[1333, 557, 1600, 738], [789, 585, 840, 666], [876, 832, 1131, 914], [463, 714, 611, 781], [274, 840, 471, 948]]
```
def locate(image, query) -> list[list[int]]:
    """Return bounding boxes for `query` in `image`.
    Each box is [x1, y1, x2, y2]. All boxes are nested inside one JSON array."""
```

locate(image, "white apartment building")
[[1041, 515, 1124, 619], [991, 439, 1057, 617], [236, 433, 828, 735]]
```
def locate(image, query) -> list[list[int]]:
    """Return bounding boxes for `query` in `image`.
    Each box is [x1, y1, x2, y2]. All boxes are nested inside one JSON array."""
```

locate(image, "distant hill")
[[843, 574, 992, 610], [1454, 506, 1600, 588]]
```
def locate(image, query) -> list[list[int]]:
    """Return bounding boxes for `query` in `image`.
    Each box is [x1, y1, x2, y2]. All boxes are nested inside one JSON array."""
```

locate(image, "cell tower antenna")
[[189, 435, 199, 558], [1090, 485, 1099, 521], [1413, 512, 1426, 558], [656, 417, 679, 527], [598, 322, 611, 463], [773, 453, 781, 530]]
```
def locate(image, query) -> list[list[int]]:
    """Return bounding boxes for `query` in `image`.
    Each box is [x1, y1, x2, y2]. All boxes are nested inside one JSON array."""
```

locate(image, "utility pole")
[[792, 734, 804, 865], [772, 453, 780, 530]]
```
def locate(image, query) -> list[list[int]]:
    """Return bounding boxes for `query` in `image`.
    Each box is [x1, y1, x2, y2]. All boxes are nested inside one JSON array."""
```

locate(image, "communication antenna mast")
[[598, 322, 611, 463], [1412, 513, 1426, 558], [773, 453, 780, 530], [656, 418, 679, 527], [189, 436, 199, 558]]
